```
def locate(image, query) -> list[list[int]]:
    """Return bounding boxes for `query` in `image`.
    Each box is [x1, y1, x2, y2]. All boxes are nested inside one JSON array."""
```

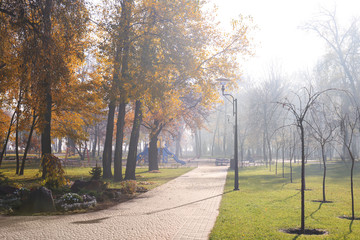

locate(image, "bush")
[[89, 164, 102, 180], [120, 180, 137, 194], [60, 193, 84, 204], [0, 172, 10, 186], [39, 154, 67, 190]]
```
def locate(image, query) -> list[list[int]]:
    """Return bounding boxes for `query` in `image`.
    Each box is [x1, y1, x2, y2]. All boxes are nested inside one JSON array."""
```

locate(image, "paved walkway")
[[0, 161, 228, 240]]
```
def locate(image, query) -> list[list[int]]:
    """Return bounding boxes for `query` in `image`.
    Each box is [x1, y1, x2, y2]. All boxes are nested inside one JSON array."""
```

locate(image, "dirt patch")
[[311, 200, 333, 203], [280, 228, 328, 235]]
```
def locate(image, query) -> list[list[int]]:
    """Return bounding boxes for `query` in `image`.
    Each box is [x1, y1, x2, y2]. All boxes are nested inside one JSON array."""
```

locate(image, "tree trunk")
[[195, 129, 199, 158], [263, 131, 267, 167], [223, 103, 226, 156], [240, 141, 244, 167], [148, 120, 163, 171], [290, 155, 293, 183], [58, 138, 62, 153], [125, 100, 142, 180], [349, 147, 355, 220], [41, 0, 53, 179], [92, 124, 98, 158], [75, 145, 84, 160], [282, 144, 285, 178], [114, 102, 126, 181], [290, 132, 295, 183], [67, 137, 76, 155], [15, 88, 24, 174], [82, 141, 87, 160], [198, 129, 202, 157], [321, 144, 327, 202], [267, 134, 272, 171], [212, 111, 220, 156], [0, 111, 16, 167], [20, 111, 37, 175], [15, 117, 20, 174], [275, 146, 279, 175], [342, 123, 349, 161], [300, 124, 305, 233], [289, 142, 293, 183], [102, 101, 116, 179], [97, 129, 100, 157], [175, 130, 182, 157], [148, 131, 159, 171]]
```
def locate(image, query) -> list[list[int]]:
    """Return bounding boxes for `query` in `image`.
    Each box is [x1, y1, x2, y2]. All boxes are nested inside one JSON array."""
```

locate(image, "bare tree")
[[278, 87, 330, 233], [308, 100, 338, 203], [334, 98, 360, 220], [305, 8, 360, 97], [306, 9, 360, 163]]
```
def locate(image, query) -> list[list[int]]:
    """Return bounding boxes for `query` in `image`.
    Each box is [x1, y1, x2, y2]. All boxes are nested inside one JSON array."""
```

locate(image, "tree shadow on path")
[[145, 190, 233, 215], [69, 190, 232, 224], [72, 217, 110, 225]]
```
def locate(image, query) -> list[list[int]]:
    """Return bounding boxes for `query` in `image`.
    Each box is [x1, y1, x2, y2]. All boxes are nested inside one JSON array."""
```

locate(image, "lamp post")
[[216, 78, 239, 191]]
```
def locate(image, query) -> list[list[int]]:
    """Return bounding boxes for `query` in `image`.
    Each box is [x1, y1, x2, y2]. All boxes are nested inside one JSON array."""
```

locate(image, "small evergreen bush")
[[89, 164, 102, 180]]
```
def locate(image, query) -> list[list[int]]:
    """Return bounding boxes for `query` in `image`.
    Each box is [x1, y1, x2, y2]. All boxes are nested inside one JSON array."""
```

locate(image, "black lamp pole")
[[221, 84, 239, 191]]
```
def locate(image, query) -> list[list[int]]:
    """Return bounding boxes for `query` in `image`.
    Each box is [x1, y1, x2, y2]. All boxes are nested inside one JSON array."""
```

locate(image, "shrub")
[[120, 180, 137, 194], [39, 154, 67, 190], [89, 164, 102, 180], [60, 193, 84, 204], [0, 172, 10, 186]]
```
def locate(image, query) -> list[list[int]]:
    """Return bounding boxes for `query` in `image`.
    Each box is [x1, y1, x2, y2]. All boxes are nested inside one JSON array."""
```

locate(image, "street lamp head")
[[216, 78, 231, 85], [216, 78, 231, 94]]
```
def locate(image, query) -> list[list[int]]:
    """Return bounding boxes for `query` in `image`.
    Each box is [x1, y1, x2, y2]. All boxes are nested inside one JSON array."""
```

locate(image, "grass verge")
[[210, 162, 360, 239], [0, 160, 194, 191]]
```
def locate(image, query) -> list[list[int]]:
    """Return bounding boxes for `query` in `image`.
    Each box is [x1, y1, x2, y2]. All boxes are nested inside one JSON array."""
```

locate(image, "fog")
[[179, 1, 360, 167]]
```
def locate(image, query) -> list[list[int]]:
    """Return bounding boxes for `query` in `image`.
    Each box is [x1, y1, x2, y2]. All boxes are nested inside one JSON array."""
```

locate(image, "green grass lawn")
[[210, 162, 360, 239], [0, 160, 194, 191]]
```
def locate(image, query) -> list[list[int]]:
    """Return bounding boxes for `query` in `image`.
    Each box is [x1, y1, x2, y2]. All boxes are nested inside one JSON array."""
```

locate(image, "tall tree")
[[97, 0, 134, 179], [113, 0, 134, 181], [0, 0, 90, 177]]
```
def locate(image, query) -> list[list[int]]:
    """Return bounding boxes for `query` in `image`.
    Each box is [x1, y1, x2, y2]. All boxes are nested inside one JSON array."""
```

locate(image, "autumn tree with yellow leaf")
[[0, 0, 92, 177], [136, 1, 253, 173], [95, 0, 253, 179]]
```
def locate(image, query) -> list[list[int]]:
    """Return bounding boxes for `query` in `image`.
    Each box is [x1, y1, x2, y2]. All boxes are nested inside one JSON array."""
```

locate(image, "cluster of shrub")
[[0, 161, 147, 215]]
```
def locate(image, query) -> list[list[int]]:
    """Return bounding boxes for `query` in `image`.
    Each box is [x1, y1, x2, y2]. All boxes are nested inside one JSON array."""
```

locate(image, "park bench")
[[215, 158, 230, 166]]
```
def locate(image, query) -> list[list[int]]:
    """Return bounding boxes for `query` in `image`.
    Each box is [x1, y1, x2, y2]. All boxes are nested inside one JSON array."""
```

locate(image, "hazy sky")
[[209, 0, 360, 79]]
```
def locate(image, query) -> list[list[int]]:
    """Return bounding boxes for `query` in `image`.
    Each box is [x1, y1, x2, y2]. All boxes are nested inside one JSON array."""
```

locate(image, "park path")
[[0, 160, 228, 240]]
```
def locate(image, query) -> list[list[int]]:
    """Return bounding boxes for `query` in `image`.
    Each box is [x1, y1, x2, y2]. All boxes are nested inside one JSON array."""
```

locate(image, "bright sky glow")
[[209, 0, 360, 79]]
